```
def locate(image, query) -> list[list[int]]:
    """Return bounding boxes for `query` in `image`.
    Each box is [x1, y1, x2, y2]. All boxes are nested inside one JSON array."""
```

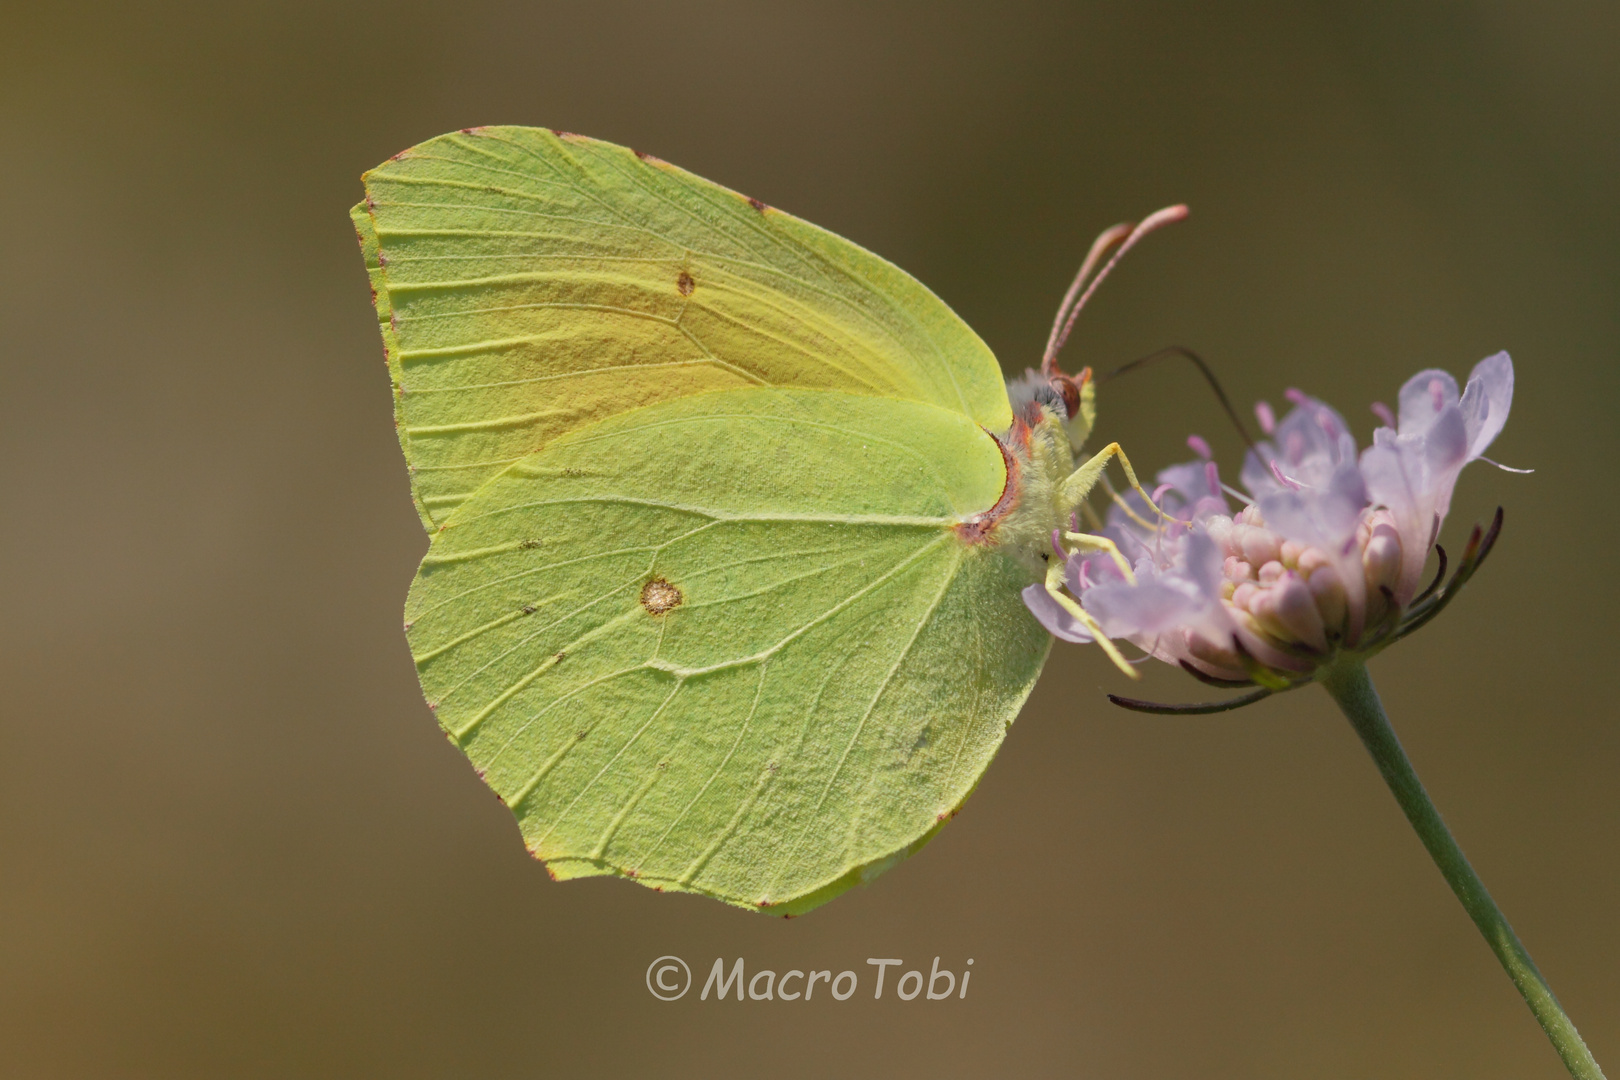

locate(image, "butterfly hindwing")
[[405, 389, 1048, 913]]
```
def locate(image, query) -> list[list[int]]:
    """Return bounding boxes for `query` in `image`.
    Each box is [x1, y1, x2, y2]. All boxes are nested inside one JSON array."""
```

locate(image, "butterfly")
[[353, 126, 1180, 914]]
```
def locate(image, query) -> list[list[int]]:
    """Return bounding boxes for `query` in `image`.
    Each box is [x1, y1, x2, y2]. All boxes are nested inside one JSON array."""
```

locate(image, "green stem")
[[1319, 657, 1606, 1080]]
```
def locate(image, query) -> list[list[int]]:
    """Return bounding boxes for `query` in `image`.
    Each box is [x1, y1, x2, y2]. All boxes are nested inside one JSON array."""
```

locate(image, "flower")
[[1022, 352, 1516, 690]]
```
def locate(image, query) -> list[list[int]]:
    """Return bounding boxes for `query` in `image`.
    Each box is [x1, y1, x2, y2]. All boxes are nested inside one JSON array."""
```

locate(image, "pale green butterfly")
[[353, 126, 1182, 914]]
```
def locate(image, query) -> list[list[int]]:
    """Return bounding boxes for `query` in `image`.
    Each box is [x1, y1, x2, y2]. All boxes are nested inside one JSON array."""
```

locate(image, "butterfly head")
[[1005, 362, 1097, 452]]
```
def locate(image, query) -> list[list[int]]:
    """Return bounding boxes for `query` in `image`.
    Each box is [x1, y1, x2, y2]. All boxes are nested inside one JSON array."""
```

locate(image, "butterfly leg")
[[1043, 559, 1139, 678], [1096, 473, 1162, 533], [1061, 531, 1135, 582], [1057, 442, 1167, 531]]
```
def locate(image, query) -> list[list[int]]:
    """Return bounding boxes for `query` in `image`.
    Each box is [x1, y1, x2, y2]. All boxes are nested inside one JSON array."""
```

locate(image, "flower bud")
[[1296, 547, 1331, 578], [1308, 565, 1348, 636], [1186, 631, 1244, 673], [1273, 574, 1329, 652], [1364, 524, 1402, 592], [1242, 528, 1281, 568]]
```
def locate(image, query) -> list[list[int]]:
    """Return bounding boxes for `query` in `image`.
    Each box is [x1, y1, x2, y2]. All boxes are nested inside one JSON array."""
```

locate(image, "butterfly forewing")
[[354, 126, 1011, 528]]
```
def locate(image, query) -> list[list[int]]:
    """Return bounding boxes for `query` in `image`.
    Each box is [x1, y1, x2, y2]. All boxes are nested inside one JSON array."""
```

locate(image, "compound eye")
[[1049, 374, 1080, 420]]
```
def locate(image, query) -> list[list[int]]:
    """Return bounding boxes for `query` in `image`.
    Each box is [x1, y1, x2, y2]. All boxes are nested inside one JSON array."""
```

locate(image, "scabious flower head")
[[1022, 353, 1515, 685]]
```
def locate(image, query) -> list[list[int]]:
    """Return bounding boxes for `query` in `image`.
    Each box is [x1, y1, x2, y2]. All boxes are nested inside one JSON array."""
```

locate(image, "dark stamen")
[[1389, 508, 1505, 645], [1475, 505, 1505, 568], [1100, 346, 1258, 451], [1371, 584, 1404, 639], [1108, 687, 1276, 714], [1412, 545, 1450, 605]]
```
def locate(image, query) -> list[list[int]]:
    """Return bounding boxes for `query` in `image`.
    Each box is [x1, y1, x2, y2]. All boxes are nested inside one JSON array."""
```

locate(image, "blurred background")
[[2, 2, 1616, 1076]]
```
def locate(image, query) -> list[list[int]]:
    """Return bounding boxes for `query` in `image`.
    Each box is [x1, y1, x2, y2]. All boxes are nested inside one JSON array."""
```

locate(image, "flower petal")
[[1425, 404, 1469, 474], [1082, 533, 1230, 647], [1240, 394, 1357, 497], [1182, 530, 1226, 600], [1458, 351, 1513, 461], [1397, 368, 1460, 438], [1083, 579, 1203, 638], [1360, 438, 1445, 604], [1155, 460, 1217, 507], [1359, 443, 1418, 531], [1257, 463, 1367, 553], [1021, 583, 1094, 643]]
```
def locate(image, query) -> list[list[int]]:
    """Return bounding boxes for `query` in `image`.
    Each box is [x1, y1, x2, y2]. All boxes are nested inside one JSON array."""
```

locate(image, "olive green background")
[[2, 3, 1615, 1077]]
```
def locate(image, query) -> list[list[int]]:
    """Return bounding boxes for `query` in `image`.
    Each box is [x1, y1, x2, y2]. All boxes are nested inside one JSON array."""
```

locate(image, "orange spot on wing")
[[640, 578, 683, 615]]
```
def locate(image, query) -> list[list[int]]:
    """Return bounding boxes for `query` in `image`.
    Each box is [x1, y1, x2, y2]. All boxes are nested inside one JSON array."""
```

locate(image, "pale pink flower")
[[1024, 353, 1516, 693]]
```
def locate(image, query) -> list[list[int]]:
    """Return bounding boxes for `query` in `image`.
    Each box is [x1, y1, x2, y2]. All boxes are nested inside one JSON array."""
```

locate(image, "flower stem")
[[1319, 657, 1606, 1080]]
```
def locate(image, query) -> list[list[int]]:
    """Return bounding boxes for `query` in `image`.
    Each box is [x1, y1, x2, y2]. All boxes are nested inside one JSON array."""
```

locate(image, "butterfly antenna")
[[1101, 345, 1258, 452], [1043, 204, 1189, 375], [1042, 222, 1132, 376]]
